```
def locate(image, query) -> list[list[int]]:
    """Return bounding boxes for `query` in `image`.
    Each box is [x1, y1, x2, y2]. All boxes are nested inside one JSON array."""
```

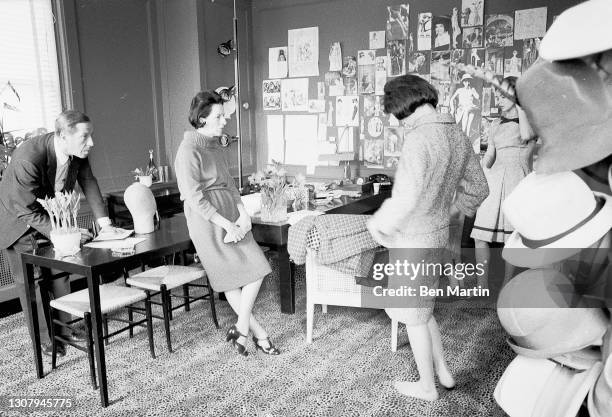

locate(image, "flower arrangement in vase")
[[37, 190, 82, 256], [132, 165, 158, 187], [247, 161, 290, 222], [286, 173, 309, 211]]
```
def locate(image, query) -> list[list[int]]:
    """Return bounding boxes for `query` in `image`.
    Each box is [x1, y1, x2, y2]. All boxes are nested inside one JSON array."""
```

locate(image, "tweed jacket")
[[372, 112, 488, 247], [288, 214, 380, 277], [0, 133, 107, 249]]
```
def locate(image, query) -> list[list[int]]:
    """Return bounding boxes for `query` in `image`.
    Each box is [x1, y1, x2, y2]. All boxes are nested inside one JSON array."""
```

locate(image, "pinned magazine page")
[[281, 78, 309, 111], [288, 27, 319, 77], [417, 13, 432, 51], [325, 71, 344, 96], [363, 138, 384, 167], [461, 0, 484, 27], [337, 126, 354, 152], [386, 4, 410, 41], [263, 80, 281, 111], [358, 65, 376, 95], [450, 49, 465, 83], [329, 42, 342, 71], [387, 40, 407, 76], [485, 14, 514, 48], [343, 76, 357, 95], [485, 47, 505, 76], [431, 51, 451, 81], [522, 38, 541, 73], [408, 51, 430, 74], [504, 47, 522, 77], [369, 31, 385, 49], [461, 27, 483, 48], [268, 47, 288, 79], [375, 56, 388, 95], [342, 56, 357, 77], [357, 50, 376, 66], [432, 15, 452, 51], [514, 7, 547, 40]]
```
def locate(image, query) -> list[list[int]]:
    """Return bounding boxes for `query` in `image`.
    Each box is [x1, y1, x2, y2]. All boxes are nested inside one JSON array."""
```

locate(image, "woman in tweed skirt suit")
[[175, 91, 279, 357], [368, 75, 488, 401]]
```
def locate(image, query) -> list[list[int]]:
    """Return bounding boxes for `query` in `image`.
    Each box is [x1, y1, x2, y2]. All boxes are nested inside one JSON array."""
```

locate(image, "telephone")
[[368, 174, 392, 184]]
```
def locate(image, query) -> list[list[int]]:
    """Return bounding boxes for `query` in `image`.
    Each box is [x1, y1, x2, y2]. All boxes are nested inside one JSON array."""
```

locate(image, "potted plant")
[[247, 161, 290, 222], [132, 166, 158, 187]]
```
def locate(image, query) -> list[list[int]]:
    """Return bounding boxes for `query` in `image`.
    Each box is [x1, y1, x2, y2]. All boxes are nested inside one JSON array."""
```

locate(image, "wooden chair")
[[305, 249, 398, 351]]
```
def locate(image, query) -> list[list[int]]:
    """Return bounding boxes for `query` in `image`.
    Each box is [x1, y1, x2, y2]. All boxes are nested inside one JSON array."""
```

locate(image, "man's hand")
[[235, 213, 252, 234], [79, 228, 94, 244]]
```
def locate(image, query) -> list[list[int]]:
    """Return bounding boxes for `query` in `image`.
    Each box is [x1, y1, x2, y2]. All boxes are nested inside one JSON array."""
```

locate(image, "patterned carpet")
[[0, 259, 513, 416]]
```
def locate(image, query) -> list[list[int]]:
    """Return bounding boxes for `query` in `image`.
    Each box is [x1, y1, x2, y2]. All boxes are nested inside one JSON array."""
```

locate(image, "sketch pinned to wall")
[[325, 71, 344, 96], [266, 115, 284, 163], [288, 27, 319, 77], [336, 95, 359, 127], [281, 78, 309, 111], [485, 14, 514, 47], [358, 50, 376, 66], [449, 73, 483, 152], [485, 47, 505, 76], [514, 7, 547, 40], [358, 65, 376, 94], [268, 47, 288, 79], [522, 38, 541, 73], [387, 40, 406, 76], [369, 31, 386, 49], [431, 51, 450, 81], [504, 46, 522, 77], [417, 12, 432, 51], [317, 82, 325, 99], [308, 99, 325, 113], [343, 76, 357, 95], [461, 0, 484, 27], [342, 56, 357, 77], [364, 138, 384, 167], [262, 80, 281, 111], [386, 4, 410, 41], [375, 56, 388, 95], [432, 15, 452, 50], [329, 42, 342, 71], [337, 126, 355, 152], [461, 27, 483, 48]]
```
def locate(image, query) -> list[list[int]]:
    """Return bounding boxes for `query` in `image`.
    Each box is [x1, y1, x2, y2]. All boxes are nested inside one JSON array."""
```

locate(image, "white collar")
[[53, 135, 70, 166]]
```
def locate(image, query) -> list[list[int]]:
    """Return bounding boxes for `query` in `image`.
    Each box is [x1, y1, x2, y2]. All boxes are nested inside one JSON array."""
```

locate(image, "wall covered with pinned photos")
[[252, 0, 580, 174]]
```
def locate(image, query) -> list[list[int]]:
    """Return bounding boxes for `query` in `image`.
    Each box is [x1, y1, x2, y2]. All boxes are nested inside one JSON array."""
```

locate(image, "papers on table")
[[287, 209, 323, 226], [85, 237, 147, 250], [92, 228, 133, 242]]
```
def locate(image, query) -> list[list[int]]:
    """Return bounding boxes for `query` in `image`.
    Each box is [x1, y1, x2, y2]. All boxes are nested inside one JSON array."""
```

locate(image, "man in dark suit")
[[0, 110, 112, 356]]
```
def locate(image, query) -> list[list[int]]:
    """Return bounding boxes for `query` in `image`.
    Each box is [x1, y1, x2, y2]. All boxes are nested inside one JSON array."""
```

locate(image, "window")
[[0, 0, 62, 138]]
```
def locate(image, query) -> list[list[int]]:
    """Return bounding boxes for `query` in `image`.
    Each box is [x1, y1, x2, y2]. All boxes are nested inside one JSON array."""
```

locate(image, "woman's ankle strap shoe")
[[232, 339, 248, 357], [226, 325, 248, 342], [252, 336, 281, 355]]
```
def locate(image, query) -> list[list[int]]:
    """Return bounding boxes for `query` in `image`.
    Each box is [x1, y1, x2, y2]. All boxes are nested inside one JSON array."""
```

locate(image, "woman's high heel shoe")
[[226, 325, 249, 357], [252, 336, 281, 355]]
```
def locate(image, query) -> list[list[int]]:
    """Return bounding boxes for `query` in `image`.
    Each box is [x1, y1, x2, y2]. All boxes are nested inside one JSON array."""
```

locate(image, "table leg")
[[87, 271, 109, 407], [22, 259, 43, 378], [277, 247, 295, 314]]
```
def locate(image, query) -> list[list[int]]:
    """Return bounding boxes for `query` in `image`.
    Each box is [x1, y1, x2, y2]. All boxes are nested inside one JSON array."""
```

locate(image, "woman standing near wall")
[[175, 90, 280, 357]]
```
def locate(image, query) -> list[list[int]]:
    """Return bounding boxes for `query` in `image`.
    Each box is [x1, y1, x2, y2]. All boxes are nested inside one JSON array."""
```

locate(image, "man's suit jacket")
[[0, 133, 107, 249]]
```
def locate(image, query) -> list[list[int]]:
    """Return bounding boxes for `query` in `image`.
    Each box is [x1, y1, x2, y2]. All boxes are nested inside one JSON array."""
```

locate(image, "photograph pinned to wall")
[[370, 31, 386, 49], [317, 82, 325, 99], [465, 47, 485, 68], [336, 95, 359, 127], [284, 114, 319, 165], [386, 4, 410, 41], [514, 7, 547, 40], [485, 47, 505, 76], [450, 49, 465, 83], [522, 38, 541, 73], [342, 56, 357, 77], [308, 99, 325, 113], [408, 51, 430, 74], [387, 40, 406, 76], [281, 78, 309, 111], [383, 126, 403, 169], [363, 95, 385, 118], [358, 50, 376, 66], [461, 27, 483, 48], [326, 100, 335, 126], [451, 7, 462, 49], [461, 0, 484, 27], [432, 80, 452, 109], [262, 80, 281, 111], [318, 113, 328, 142], [449, 73, 483, 152], [417, 12, 432, 51], [266, 115, 284, 163], [329, 42, 342, 71], [288, 26, 319, 77], [365, 116, 385, 140], [485, 14, 514, 48], [343, 76, 357, 95], [504, 46, 522, 77], [431, 51, 450, 81], [358, 65, 376, 95], [432, 15, 452, 50], [375, 56, 388, 95], [364, 138, 384, 167], [325, 71, 344, 96], [268, 47, 288, 79]]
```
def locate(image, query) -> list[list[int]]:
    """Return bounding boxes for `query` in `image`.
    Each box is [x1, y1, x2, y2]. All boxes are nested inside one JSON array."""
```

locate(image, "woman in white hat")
[[449, 73, 479, 138], [470, 76, 536, 288]]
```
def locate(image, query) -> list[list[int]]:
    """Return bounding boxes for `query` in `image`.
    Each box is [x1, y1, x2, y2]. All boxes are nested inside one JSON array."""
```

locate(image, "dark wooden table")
[[21, 217, 193, 407], [105, 182, 389, 314]]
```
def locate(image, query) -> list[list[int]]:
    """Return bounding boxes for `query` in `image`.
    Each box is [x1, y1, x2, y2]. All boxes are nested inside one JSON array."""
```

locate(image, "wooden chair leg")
[[183, 284, 190, 312], [144, 292, 156, 359], [103, 314, 109, 346], [160, 286, 172, 353], [39, 281, 58, 369], [306, 302, 314, 344], [84, 313, 97, 390], [208, 282, 219, 329]]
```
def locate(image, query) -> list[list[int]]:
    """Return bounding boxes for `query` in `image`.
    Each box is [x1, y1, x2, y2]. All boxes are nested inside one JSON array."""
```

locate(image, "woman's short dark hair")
[[383, 75, 438, 120], [188, 90, 224, 128]]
